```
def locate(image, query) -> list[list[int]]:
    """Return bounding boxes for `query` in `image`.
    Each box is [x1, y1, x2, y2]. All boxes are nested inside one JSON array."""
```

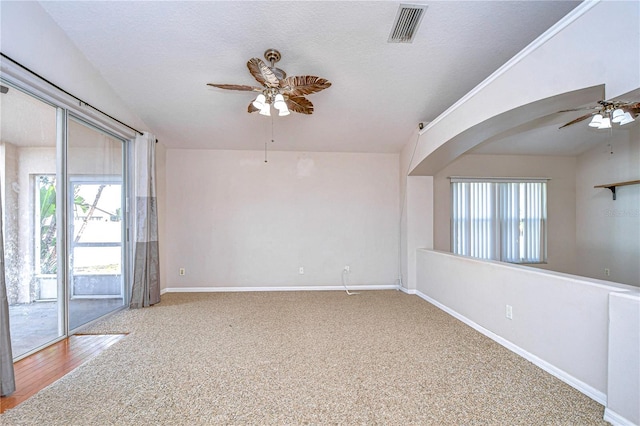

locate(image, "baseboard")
[[604, 408, 638, 426], [414, 290, 608, 406], [162, 284, 399, 293], [398, 286, 417, 295]]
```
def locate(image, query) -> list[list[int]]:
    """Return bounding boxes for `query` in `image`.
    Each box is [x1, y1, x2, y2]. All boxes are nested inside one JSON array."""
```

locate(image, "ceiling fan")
[[558, 99, 639, 129], [207, 49, 331, 116]]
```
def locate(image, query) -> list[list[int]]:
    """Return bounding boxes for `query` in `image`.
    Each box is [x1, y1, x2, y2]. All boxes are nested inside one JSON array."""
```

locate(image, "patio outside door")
[[1, 83, 64, 358], [1, 80, 129, 359], [67, 117, 125, 330]]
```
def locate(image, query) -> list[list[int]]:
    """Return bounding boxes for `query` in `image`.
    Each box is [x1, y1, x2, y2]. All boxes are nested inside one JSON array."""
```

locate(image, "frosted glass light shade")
[[619, 112, 635, 125], [278, 107, 290, 116], [597, 117, 611, 129], [611, 109, 625, 123], [252, 94, 266, 109], [273, 94, 286, 110], [589, 114, 603, 127], [259, 103, 271, 116]]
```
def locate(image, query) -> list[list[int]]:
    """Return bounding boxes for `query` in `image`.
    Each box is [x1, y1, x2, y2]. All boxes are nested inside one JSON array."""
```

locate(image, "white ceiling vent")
[[388, 4, 427, 43]]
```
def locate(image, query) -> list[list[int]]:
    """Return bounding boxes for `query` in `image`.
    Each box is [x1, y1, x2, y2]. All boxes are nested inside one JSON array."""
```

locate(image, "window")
[[35, 175, 58, 276], [451, 178, 547, 263]]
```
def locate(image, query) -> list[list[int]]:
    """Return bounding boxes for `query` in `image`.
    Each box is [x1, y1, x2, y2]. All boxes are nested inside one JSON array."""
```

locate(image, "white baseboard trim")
[[397, 286, 417, 295], [414, 290, 607, 406], [162, 284, 399, 293], [604, 408, 637, 426]]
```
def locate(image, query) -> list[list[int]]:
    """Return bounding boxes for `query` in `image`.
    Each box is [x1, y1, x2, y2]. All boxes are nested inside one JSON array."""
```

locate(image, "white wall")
[[606, 291, 640, 425], [399, 132, 434, 291], [416, 249, 637, 404], [165, 149, 399, 289], [576, 126, 640, 286], [433, 154, 578, 275]]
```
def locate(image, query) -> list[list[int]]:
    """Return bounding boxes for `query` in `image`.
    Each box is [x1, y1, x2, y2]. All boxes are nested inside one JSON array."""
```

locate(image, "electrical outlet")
[[299, 267, 304, 275], [179, 268, 185, 276], [344, 265, 350, 273], [505, 305, 513, 320], [604, 268, 610, 277]]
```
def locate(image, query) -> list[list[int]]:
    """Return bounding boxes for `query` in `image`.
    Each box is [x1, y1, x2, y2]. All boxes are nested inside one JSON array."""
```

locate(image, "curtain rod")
[[1, 52, 145, 137]]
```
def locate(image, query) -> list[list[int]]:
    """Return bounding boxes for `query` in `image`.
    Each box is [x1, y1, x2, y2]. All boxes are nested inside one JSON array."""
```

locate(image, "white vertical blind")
[[451, 179, 547, 263]]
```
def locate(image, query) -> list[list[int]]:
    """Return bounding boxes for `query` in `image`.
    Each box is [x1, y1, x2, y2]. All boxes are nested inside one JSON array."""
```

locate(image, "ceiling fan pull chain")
[[264, 140, 268, 163]]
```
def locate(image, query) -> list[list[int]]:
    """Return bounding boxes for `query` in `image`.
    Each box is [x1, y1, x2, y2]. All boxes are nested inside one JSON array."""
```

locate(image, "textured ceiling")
[[37, 1, 582, 153]]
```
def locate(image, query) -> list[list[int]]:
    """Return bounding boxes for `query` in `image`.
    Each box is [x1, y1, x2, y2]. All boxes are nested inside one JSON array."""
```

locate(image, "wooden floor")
[[0, 334, 126, 413]]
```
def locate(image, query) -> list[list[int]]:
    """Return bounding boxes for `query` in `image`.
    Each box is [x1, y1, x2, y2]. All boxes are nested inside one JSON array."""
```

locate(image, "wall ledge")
[[414, 289, 607, 406], [418, 249, 638, 291]]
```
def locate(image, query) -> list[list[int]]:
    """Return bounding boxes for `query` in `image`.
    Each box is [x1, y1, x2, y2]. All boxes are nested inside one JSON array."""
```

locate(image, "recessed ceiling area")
[[469, 87, 640, 157], [35, 1, 582, 153]]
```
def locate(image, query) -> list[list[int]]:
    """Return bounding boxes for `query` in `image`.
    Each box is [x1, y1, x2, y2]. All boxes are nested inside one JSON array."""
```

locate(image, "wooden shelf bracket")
[[594, 180, 640, 201]]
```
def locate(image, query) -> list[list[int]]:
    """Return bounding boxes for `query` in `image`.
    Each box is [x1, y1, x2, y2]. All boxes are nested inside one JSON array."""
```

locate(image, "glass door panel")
[[67, 117, 125, 330], [1, 82, 64, 357]]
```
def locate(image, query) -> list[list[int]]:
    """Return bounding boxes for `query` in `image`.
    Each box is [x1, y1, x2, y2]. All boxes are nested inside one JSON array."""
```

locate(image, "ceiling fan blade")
[[286, 96, 314, 114], [559, 112, 597, 129], [247, 58, 279, 88], [280, 76, 331, 97], [556, 106, 598, 113], [207, 83, 260, 92], [627, 102, 640, 113], [248, 102, 259, 113]]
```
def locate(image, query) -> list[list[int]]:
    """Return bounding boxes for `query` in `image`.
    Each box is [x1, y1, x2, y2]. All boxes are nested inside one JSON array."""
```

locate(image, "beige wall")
[[576, 126, 640, 286], [433, 154, 577, 275], [165, 149, 399, 289], [155, 142, 167, 291]]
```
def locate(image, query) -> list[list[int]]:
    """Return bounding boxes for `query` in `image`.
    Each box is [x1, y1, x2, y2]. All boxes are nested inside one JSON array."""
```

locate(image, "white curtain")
[[129, 132, 160, 309], [1, 178, 16, 396]]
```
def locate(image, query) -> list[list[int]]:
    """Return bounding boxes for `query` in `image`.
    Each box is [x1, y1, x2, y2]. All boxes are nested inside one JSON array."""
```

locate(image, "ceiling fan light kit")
[[561, 99, 638, 130], [207, 49, 331, 116], [587, 103, 637, 129]]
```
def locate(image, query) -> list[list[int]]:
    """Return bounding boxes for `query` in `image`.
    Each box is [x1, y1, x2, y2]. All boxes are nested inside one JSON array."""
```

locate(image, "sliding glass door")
[[1, 82, 64, 357], [67, 118, 125, 330], [1, 80, 129, 358]]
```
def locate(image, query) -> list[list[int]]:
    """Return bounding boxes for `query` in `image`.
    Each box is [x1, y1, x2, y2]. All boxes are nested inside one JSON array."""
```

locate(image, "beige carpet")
[[1, 291, 607, 425]]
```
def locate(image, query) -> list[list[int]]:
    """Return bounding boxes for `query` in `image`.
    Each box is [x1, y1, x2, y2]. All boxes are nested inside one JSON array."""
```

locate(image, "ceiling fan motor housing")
[[264, 49, 281, 66], [264, 49, 286, 79]]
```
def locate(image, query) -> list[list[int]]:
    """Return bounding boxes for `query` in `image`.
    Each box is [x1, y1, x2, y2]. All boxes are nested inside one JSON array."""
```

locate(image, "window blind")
[[451, 179, 547, 263]]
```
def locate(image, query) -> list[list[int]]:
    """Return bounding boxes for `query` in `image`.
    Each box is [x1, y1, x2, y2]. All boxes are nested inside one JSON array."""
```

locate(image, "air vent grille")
[[388, 4, 427, 43]]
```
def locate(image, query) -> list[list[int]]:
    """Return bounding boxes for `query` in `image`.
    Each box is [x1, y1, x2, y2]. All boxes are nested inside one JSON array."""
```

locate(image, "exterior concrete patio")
[[8, 298, 124, 358]]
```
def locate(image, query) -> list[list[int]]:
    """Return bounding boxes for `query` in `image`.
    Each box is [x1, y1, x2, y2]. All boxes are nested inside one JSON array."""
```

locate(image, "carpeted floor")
[[1, 291, 607, 425]]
